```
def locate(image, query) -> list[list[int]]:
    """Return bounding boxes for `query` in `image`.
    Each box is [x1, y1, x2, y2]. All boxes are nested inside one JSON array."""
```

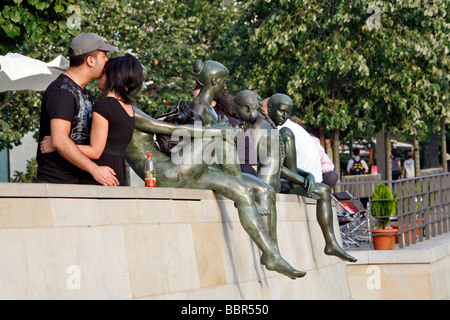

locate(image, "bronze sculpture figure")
[[124, 106, 306, 279], [190, 59, 229, 127], [189, 59, 243, 180], [188, 60, 286, 260], [234, 90, 357, 263]]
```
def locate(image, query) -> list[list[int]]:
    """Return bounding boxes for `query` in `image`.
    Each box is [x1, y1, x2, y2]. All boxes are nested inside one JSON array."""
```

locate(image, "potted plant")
[[371, 183, 397, 250]]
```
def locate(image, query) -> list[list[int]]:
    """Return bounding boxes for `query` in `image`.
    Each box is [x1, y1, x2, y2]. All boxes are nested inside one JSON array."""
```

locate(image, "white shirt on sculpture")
[[278, 119, 323, 183]]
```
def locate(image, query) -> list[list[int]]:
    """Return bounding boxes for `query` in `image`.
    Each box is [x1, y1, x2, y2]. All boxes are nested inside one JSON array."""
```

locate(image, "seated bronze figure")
[[189, 59, 242, 179], [124, 106, 306, 279], [234, 90, 357, 263]]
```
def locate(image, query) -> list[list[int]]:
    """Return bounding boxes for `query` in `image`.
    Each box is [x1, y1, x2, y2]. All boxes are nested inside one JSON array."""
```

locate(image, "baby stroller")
[[332, 191, 371, 248]]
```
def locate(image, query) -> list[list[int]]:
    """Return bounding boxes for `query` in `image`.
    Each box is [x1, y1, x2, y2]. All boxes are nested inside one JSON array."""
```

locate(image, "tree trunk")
[[424, 132, 440, 168], [376, 132, 387, 180], [332, 129, 340, 191], [319, 125, 325, 148], [442, 118, 448, 173], [385, 133, 392, 181], [413, 131, 420, 176]]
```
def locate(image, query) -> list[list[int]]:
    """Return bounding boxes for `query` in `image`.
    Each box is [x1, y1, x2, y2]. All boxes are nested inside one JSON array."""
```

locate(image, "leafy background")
[[1, 0, 449, 177]]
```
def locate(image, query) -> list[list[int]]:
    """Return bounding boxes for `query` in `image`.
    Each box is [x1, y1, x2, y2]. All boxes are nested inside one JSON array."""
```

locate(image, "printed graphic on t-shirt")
[[61, 79, 92, 144], [70, 91, 92, 142]]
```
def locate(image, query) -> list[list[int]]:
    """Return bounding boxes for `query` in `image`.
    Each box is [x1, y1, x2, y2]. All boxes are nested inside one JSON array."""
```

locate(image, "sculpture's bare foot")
[[324, 243, 357, 262], [261, 253, 306, 279]]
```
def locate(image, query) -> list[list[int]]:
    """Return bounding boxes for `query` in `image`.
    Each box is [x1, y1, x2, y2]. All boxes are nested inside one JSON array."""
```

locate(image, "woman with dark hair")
[[214, 90, 240, 125], [41, 54, 144, 186]]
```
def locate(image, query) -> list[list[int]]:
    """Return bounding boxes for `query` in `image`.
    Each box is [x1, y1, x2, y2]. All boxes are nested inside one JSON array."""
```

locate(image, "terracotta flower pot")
[[372, 229, 396, 250]]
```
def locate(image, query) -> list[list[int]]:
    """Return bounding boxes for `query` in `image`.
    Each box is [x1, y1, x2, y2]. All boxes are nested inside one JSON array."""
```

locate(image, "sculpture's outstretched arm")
[[133, 106, 239, 140]]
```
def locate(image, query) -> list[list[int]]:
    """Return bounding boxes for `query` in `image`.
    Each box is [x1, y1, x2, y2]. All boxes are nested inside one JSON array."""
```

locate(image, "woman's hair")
[[214, 90, 239, 119], [100, 53, 144, 104], [392, 148, 400, 158]]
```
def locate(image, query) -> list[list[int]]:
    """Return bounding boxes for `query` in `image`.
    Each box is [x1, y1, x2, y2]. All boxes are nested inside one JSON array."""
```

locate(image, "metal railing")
[[335, 172, 450, 249]]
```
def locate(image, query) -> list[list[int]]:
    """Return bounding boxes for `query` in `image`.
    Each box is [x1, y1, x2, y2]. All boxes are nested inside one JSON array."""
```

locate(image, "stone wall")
[[0, 183, 351, 299], [347, 233, 450, 300]]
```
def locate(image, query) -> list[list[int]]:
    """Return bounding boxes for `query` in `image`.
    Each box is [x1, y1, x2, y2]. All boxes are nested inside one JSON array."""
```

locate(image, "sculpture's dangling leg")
[[242, 173, 279, 250], [198, 169, 306, 279], [312, 183, 357, 263]]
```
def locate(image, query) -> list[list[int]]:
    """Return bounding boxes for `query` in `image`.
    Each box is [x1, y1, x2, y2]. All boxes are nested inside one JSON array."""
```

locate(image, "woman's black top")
[[93, 97, 135, 186]]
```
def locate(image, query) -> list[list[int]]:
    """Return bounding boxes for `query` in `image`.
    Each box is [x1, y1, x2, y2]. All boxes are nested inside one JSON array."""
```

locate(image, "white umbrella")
[[0, 53, 69, 92]]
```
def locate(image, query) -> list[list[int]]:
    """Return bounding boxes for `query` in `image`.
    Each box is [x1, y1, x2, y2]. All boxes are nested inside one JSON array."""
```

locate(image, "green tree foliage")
[[0, 91, 41, 147], [1, 0, 82, 150], [217, 0, 449, 141], [218, 0, 369, 134], [1, 0, 239, 149], [357, 0, 449, 139], [81, 0, 240, 114], [0, 0, 82, 55], [2, 0, 448, 164], [11, 156, 37, 182]]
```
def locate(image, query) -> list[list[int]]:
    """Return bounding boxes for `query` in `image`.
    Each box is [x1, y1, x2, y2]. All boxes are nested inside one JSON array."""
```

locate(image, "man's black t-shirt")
[[36, 74, 95, 184]]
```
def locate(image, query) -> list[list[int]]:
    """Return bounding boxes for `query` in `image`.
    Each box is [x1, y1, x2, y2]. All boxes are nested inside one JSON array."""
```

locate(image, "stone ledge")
[[0, 182, 217, 200], [0, 182, 350, 299], [346, 233, 450, 300], [0, 182, 314, 203]]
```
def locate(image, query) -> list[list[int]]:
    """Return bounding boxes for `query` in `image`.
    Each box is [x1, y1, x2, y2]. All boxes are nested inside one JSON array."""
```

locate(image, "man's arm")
[[51, 118, 119, 186], [346, 158, 354, 174], [362, 159, 369, 174]]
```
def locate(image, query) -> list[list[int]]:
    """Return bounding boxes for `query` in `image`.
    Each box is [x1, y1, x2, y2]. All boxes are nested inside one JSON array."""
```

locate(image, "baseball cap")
[[69, 33, 118, 56]]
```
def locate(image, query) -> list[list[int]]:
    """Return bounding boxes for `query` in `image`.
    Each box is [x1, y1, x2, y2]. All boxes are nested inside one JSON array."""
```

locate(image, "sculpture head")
[[234, 90, 262, 124], [191, 60, 229, 99], [267, 93, 294, 126]]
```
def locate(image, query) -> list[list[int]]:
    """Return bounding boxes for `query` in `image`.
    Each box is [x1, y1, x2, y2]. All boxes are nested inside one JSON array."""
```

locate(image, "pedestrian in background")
[[392, 148, 402, 180], [347, 147, 368, 175], [402, 151, 415, 179]]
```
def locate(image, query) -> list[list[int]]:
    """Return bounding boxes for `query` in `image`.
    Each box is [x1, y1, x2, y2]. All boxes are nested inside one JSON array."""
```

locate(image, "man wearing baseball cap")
[[36, 33, 120, 185]]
